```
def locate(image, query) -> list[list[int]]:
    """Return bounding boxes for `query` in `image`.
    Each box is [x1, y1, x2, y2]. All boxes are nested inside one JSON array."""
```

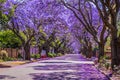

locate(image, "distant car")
[[41, 50, 47, 58]]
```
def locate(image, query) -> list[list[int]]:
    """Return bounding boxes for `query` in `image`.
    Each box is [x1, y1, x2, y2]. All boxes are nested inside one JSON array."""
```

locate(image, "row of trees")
[[61, 0, 120, 69], [0, 0, 74, 60], [0, 0, 120, 70]]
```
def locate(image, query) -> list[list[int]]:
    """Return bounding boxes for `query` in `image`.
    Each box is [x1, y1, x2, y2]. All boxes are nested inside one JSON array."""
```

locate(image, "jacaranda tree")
[[5, 0, 72, 60], [88, 0, 120, 69], [61, 0, 110, 60]]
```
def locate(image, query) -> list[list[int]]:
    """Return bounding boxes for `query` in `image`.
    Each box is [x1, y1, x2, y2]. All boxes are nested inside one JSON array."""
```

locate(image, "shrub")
[[17, 53, 23, 59], [53, 53, 56, 57], [48, 52, 53, 57], [34, 54, 40, 59], [31, 54, 35, 58], [3, 57, 16, 61], [105, 62, 110, 70], [48, 52, 56, 58], [0, 50, 17, 61], [0, 55, 2, 59], [0, 30, 22, 48], [31, 54, 40, 59], [57, 53, 63, 56], [0, 50, 9, 60], [0, 59, 3, 62], [2, 53, 7, 60], [0, 50, 8, 57], [104, 56, 111, 59], [98, 55, 111, 70]]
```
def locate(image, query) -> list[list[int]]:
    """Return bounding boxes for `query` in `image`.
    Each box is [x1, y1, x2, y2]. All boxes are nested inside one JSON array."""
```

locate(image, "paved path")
[[0, 54, 109, 80]]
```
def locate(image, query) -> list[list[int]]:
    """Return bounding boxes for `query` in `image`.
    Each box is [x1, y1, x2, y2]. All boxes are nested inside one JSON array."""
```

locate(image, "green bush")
[[53, 53, 57, 57], [57, 53, 63, 56], [98, 55, 111, 70], [0, 30, 22, 48], [31, 54, 40, 59], [17, 53, 23, 59], [34, 54, 40, 59], [105, 62, 110, 70], [0, 59, 3, 62], [48, 52, 56, 58], [104, 56, 111, 59], [0, 54, 3, 59], [31, 54, 35, 58], [3, 57, 16, 61], [2, 53, 7, 60], [0, 50, 17, 61]]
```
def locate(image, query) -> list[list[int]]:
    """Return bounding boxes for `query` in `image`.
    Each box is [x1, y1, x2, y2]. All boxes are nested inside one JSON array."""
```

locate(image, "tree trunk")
[[38, 46, 42, 55], [46, 46, 49, 57], [42, 45, 49, 57], [24, 44, 30, 60], [82, 46, 87, 56], [54, 47, 58, 54], [110, 12, 120, 69], [111, 32, 119, 69], [98, 43, 104, 60], [117, 43, 120, 66]]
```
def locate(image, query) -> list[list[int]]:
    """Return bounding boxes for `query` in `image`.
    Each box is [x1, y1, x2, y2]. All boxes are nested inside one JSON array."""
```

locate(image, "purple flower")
[[3, 11, 9, 15]]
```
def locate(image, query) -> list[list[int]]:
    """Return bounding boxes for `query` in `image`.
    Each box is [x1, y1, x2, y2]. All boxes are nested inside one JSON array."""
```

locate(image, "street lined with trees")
[[0, 0, 120, 79]]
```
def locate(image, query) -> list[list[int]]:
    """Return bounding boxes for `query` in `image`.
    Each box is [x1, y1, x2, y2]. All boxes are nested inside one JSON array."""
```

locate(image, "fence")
[[0, 48, 20, 58], [0, 47, 39, 58]]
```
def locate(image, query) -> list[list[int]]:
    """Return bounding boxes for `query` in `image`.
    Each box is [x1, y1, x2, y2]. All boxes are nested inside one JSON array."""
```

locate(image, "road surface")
[[0, 54, 109, 80]]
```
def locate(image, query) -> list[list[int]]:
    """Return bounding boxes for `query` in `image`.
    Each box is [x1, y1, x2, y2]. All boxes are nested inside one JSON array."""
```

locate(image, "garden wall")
[[0, 47, 39, 58], [0, 48, 20, 58]]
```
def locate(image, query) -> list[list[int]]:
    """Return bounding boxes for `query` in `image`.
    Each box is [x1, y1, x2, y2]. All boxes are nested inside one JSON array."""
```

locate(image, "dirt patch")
[[0, 61, 30, 68]]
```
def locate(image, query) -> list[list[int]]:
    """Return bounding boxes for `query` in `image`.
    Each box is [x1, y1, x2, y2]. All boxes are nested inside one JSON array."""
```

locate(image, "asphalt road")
[[0, 54, 109, 80]]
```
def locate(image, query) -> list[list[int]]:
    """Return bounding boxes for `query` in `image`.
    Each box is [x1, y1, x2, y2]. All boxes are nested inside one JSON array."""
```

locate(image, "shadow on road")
[[0, 75, 16, 79], [29, 72, 108, 80], [0, 64, 11, 68], [29, 63, 109, 80]]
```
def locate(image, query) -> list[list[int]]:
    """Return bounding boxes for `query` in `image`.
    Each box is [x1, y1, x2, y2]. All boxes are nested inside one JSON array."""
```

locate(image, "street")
[[0, 54, 109, 80]]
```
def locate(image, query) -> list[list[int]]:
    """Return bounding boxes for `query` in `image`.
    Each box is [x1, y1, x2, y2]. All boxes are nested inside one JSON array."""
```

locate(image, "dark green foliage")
[[34, 54, 40, 59], [48, 52, 56, 58], [31, 54, 40, 59], [3, 57, 16, 61], [31, 54, 35, 58], [57, 53, 63, 56], [0, 50, 20, 61], [17, 53, 23, 59], [105, 63, 110, 70], [0, 30, 22, 48], [0, 0, 6, 3]]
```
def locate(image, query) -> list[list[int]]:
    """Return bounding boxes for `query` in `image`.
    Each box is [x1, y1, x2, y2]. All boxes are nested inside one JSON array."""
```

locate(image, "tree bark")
[[23, 43, 30, 60], [99, 43, 104, 56], [117, 43, 120, 66], [46, 46, 49, 56], [98, 43, 105, 61], [111, 32, 119, 69], [38, 46, 42, 55], [88, 43, 92, 58], [42, 45, 49, 57]]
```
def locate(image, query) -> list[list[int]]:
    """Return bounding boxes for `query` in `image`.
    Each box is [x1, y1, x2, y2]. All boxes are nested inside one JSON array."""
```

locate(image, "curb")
[[93, 64, 111, 80]]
